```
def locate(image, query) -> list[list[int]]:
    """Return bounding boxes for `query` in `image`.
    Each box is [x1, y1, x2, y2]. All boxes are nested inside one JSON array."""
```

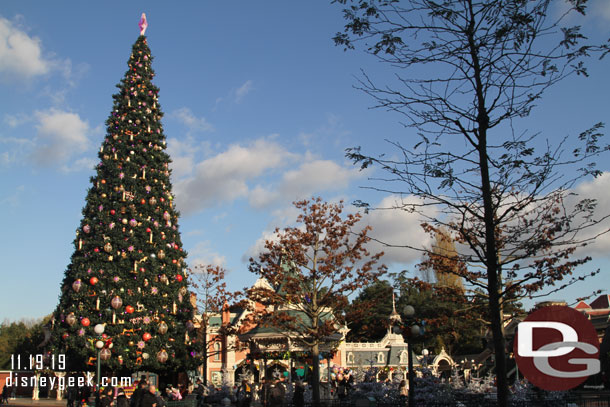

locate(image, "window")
[[214, 342, 221, 361], [347, 352, 354, 364], [377, 352, 384, 363], [400, 351, 408, 364]]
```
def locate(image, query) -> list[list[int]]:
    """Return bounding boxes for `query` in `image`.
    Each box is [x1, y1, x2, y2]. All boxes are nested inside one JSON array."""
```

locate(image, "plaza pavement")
[[3, 398, 65, 407]]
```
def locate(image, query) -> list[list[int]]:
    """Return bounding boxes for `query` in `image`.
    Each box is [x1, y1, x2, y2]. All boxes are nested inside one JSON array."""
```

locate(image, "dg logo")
[[514, 305, 600, 391]]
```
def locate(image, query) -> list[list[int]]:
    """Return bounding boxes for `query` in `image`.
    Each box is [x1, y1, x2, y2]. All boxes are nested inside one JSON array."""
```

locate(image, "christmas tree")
[[50, 15, 196, 373]]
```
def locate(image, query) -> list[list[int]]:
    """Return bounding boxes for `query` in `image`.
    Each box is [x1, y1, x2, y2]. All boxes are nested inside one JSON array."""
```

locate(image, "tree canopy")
[[246, 197, 386, 405]]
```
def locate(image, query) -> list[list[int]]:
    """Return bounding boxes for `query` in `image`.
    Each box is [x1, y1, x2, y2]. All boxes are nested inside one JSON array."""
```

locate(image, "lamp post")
[[94, 324, 105, 406], [393, 305, 420, 407]]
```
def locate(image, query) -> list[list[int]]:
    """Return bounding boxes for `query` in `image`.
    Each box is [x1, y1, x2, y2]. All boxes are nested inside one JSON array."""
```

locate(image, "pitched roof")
[[239, 309, 338, 340], [590, 295, 610, 310], [574, 301, 590, 310]]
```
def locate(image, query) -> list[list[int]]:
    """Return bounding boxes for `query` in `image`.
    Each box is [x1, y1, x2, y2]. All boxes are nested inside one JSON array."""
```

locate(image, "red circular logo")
[[514, 305, 599, 390]]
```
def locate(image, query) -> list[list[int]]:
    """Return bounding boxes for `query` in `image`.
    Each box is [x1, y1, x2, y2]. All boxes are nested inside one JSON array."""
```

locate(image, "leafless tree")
[[333, 0, 610, 404]]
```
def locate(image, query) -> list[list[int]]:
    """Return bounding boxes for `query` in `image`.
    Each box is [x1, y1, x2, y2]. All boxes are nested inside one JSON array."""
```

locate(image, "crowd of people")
[[64, 375, 180, 407], [0, 374, 354, 407], [58, 375, 295, 407]]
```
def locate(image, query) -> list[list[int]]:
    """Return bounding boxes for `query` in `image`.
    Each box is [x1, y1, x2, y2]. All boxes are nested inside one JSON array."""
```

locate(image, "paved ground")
[[2, 398, 66, 407]]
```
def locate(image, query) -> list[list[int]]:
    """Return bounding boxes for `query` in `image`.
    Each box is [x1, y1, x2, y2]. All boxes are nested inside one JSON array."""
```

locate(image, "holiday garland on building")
[[50, 15, 196, 372]]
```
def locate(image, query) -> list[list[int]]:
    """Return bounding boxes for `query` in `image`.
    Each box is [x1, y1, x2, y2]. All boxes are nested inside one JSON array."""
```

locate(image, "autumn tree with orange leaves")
[[246, 197, 387, 406], [189, 264, 237, 385]]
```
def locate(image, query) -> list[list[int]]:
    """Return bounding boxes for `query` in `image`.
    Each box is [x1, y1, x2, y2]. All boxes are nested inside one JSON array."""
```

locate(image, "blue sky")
[[1, 2, 609, 322]]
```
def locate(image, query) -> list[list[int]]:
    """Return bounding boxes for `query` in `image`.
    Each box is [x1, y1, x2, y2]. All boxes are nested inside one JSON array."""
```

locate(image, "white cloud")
[[361, 195, 435, 266], [0, 136, 34, 167], [359, 173, 610, 267], [235, 80, 253, 103], [166, 136, 211, 179], [60, 157, 96, 173], [4, 113, 31, 128], [566, 172, 610, 258], [242, 194, 429, 267], [0, 16, 50, 79], [172, 107, 214, 133], [31, 109, 90, 166], [242, 229, 282, 263], [214, 80, 255, 109], [174, 137, 298, 215], [0, 185, 25, 207], [249, 158, 364, 209], [187, 240, 226, 268]]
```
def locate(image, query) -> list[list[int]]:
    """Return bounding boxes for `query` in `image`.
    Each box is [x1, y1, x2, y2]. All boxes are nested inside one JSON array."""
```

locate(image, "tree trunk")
[[467, 1, 508, 402], [479, 133, 509, 406], [312, 343, 321, 407], [202, 324, 208, 385]]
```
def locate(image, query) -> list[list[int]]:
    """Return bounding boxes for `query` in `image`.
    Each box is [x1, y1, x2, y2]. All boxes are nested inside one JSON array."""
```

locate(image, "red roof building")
[[573, 295, 610, 341]]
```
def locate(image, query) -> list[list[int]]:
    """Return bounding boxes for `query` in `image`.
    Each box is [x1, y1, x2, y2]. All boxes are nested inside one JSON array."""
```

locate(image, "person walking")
[[99, 387, 114, 407], [236, 380, 252, 407], [2, 383, 11, 404], [2, 384, 10, 405], [140, 385, 158, 407], [267, 379, 285, 407], [116, 389, 129, 407], [131, 380, 148, 407], [292, 381, 304, 407], [399, 380, 408, 405]]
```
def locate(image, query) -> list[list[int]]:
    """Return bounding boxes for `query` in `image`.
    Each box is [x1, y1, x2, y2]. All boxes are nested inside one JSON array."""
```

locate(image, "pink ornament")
[[83, 225, 91, 233], [129, 219, 137, 227]]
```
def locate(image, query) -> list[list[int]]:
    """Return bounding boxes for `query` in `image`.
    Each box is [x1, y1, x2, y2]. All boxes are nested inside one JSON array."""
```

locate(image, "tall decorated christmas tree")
[[50, 15, 196, 373]]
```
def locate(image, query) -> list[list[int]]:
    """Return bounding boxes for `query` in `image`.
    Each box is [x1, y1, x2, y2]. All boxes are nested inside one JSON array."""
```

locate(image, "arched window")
[[400, 351, 408, 364], [214, 342, 221, 361], [347, 352, 354, 364], [377, 352, 384, 363]]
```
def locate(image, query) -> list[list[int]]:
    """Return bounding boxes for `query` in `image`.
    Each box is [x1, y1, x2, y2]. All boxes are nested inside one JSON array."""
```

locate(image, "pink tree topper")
[[139, 13, 148, 36]]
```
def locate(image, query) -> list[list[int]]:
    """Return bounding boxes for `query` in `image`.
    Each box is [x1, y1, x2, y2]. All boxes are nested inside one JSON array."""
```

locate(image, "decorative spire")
[[389, 291, 402, 326], [139, 13, 148, 36]]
